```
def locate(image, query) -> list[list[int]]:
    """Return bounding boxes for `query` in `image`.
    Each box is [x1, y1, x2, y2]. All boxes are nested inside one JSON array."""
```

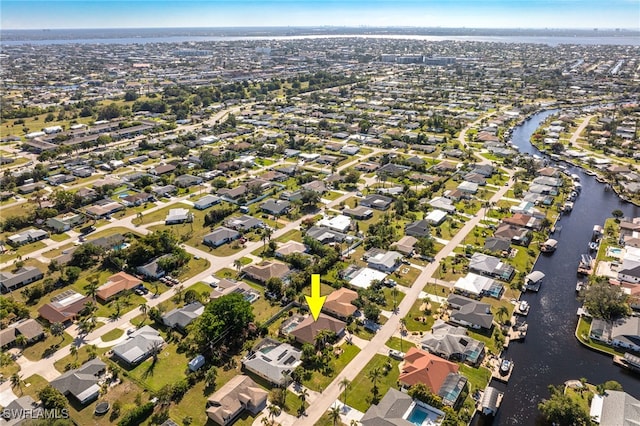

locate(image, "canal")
[[490, 110, 640, 425]]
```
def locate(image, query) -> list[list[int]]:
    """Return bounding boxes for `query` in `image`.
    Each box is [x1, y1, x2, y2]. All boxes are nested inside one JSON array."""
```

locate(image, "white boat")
[[517, 301, 530, 315], [540, 238, 558, 253]]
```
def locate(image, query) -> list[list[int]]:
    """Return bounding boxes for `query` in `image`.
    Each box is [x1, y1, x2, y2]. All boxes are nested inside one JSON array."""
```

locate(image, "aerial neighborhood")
[[0, 31, 639, 426]]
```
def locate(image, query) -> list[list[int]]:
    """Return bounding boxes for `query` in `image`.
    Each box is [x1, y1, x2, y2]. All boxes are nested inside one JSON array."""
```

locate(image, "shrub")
[[117, 402, 154, 426]]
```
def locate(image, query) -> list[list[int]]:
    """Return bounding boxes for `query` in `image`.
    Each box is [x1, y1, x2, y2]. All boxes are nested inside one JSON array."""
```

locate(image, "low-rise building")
[[96, 272, 142, 302], [50, 359, 106, 405], [112, 325, 165, 366], [0, 266, 44, 293], [203, 227, 240, 247], [38, 290, 89, 324], [206, 375, 268, 426], [242, 339, 302, 386], [6, 229, 49, 246], [162, 302, 204, 333]]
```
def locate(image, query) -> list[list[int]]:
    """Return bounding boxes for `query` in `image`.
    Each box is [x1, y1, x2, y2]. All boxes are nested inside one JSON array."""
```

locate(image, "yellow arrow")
[[305, 274, 326, 321]]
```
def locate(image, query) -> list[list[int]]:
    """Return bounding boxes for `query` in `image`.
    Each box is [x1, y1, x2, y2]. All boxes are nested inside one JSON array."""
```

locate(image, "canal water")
[[487, 110, 640, 425]]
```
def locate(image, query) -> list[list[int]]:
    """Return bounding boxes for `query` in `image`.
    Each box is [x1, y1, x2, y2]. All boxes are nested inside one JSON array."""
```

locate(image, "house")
[[1, 395, 42, 426], [301, 180, 327, 194], [165, 208, 193, 224], [242, 260, 290, 283], [288, 313, 346, 345], [50, 359, 106, 405], [96, 272, 142, 302], [398, 347, 467, 406], [590, 390, 640, 425], [203, 227, 241, 248], [322, 287, 358, 319], [38, 290, 90, 324], [360, 194, 393, 210], [447, 294, 494, 330], [0, 266, 44, 293], [317, 214, 352, 233], [405, 219, 431, 238], [306, 226, 346, 244], [343, 206, 373, 220], [206, 375, 268, 426], [453, 273, 503, 299], [275, 241, 307, 258], [162, 302, 205, 332], [0, 318, 45, 349], [425, 209, 448, 226], [361, 388, 445, 426], [469, 252, 515, 282], [136, 255, 171, 279], [210, 279, 259, 301], [85, 233, 125, 251], [47, 174, 76, 186], [260, 199, 290, 216], [242, 339, 302, 385], [393, 235, 417, 256], [112, 325, 165, 366], [503, 213, 543, 231], [7, 229, 49, 247], [194, 195, 221, 210], [151, 164, 176, 175], [151, 184, 177, 198], [85, 201, 124, 218], [174, 174, 203, 188], [428, 196, 456, 213], [46, 214, 85, 233], [457, 181, 478, 194], [483, 237, 512, 254], [377, 163, 411, 177], [226, 215, 264, 231], [597, 317, 640, 352], [345, 266, 388, 289], [421, 320, 485, 366], [121, 192, 154, 207], [367, 250, 403, 273]]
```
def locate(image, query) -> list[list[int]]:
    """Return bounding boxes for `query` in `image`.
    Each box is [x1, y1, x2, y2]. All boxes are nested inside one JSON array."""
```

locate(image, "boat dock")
[[613, 353, 640, 374], [489, 356, 514, 384], [505, 319, 528, 346]]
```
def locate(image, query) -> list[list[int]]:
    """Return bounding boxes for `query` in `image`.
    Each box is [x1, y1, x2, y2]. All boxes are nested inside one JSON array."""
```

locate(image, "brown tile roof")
[[323, 288, 358, 318], [398, 347, 459, 391], [242, 261, 290, 283], [96, 272, 142, 301], [290, 313, 346, 345], [38, 291, 89, 324]]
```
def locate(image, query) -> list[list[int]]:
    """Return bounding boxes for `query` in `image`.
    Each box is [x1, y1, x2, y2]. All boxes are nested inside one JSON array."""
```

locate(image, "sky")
[[1, 0, 639, 30]]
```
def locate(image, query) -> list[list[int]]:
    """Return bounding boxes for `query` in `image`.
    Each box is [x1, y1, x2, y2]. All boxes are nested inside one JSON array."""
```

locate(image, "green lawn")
[[576, 317, 626, 357], [101, 328, 124, 342], [21, 374, 49, 401], [173, 256, 211, 282], [53, 345, 109, 373], [345, 354, 400, 413], [322, 191, 343, 201], [22, 332, 73, 361], [385, 337, 416, 352], [48, 233, 70, 242], [126, 342, 190, 392], [302, 343, 360, 392], [459, 364, 492, 393], [0, 241, 47, 263], [405, 299, 440, 333], [381, 287, 406, 311], [392, 266, 422, 288]]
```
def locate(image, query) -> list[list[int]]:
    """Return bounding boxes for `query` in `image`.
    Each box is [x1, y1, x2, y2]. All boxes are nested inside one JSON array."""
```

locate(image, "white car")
[[388, 349, 405, 360]]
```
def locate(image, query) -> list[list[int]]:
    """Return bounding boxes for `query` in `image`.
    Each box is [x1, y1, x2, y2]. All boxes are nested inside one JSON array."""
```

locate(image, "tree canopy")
[[538, 385, 592, 426], [580, 278, 630, 320]]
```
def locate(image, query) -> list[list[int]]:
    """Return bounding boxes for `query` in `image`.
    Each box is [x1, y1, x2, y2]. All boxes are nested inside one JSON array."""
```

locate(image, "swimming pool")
[[607, 247, 623, 258], [404, 401, 445, 426]]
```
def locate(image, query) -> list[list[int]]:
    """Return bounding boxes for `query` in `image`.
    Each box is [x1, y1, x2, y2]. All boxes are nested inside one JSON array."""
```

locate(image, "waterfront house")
[[398, 347, 467, 406], [447, 294, 494, 330], [421, 320, 485, 366], [469, 252, 515, 282], [361, 388, 445, 426], [494, 224, 532, 246], [590, 390, 640, 425], [453, 272, 503, 299]]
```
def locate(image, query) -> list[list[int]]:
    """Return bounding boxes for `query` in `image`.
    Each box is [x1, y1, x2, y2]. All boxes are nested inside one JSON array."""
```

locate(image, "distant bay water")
[[1, 33, 639, 46]]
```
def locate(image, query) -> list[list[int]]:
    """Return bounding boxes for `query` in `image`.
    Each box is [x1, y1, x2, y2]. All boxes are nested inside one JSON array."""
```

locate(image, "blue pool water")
[[407, 406, 429, 426]]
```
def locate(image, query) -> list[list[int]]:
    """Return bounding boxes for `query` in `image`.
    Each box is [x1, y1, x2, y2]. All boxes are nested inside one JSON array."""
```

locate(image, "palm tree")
[[328, 405, 341, 426], [84, 275, 99, 302], [70, 344, 78, 360], [10, 373, 23, 394], [14, 334, 27, 348], [87, 344, 97, 360], [298, 388, 309, 415], [339, 378, 351, 406], [368, 367, 382, 400], [139, 303, 148, 323], [205, 366, 218, 389], [281, 370, 291, 389], [173, 284, 185, 302], [262, 227, 273, 253], [233, 259, 243, 275], [50, 322, 65, 344], [495, 305, 509, 324], [268, 404, 281, 423]]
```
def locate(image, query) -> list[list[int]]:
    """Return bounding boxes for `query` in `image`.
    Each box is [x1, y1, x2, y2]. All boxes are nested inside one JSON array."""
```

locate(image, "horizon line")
[[3, 25, 638, 31]]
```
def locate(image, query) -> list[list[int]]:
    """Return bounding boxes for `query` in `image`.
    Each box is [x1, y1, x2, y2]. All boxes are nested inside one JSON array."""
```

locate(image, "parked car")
[[389, 349, 405, 360]]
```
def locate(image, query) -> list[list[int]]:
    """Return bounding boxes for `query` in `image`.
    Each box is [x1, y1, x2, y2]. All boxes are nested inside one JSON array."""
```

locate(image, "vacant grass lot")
[[345, 354, 400, 413], [302, 343, 360, 392], [126, 341, 190, 392], [405, 299, 440, 333]]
